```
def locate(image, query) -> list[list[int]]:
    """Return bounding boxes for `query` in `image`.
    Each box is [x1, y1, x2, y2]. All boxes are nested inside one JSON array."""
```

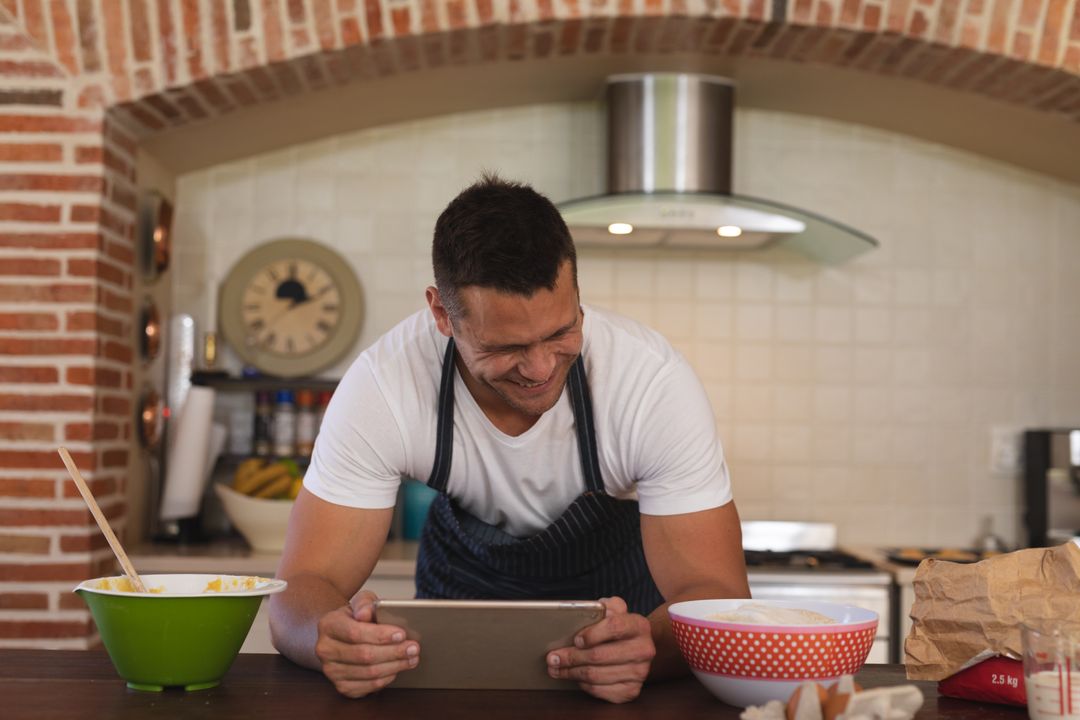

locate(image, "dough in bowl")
[[708, 602, 837, 625]]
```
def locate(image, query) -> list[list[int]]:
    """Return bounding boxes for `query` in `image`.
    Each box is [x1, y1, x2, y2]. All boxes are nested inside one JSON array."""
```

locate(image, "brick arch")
[[7, 1, 1080, 133], [0, 0, 1077, 647]]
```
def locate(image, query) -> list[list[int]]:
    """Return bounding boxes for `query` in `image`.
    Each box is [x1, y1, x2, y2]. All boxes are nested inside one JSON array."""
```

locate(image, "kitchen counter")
[[847, 545, 923, 654], [131, 539, 420, 653], [847, 545, 919, 584], [131, 539, 906, 586], [130, 537, 419, 578], [1, 652, 1024, 719], [131, 540, 902, 658]]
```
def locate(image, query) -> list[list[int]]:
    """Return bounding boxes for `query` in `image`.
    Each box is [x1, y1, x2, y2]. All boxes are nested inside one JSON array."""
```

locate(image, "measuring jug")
[[1023, 624, 1080, 720]]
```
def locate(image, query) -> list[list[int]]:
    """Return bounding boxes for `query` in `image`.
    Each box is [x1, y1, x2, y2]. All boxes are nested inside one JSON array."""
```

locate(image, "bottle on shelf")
[[253, 391, 273, 457], [272, 389, 297, 458], [228, 407, 253, 456], [295, 389, 316, 458]]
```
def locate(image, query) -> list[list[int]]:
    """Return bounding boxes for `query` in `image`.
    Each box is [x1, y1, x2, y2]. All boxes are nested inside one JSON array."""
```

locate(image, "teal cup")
[[403, 480, 438, 540]]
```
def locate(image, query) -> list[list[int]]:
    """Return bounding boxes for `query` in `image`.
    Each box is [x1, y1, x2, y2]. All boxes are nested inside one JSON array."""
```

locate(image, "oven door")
[[748, 581, 893, 664]]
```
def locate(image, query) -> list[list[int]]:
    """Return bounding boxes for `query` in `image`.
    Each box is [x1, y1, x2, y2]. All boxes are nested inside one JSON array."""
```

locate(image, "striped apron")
[[414, 338, 665, 616]]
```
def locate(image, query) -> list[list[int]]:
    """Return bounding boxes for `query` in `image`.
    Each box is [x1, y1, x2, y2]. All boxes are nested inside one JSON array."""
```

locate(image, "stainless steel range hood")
[[558, 74, 878, 263]]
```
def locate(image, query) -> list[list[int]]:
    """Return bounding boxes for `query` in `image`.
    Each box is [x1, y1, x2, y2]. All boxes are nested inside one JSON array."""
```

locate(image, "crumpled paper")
[[904, 540, 1080, 681]]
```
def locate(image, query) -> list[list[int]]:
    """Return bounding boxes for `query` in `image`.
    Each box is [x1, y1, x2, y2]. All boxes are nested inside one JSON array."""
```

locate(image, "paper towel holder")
[[157, 387, 226, 546]]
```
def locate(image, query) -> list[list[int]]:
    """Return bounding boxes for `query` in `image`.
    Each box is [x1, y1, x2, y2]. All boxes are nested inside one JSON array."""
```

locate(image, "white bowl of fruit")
[[214, 458, 302, 552]]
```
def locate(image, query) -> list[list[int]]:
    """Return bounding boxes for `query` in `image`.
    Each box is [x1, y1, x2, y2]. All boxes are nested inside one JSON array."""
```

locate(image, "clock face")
[[240, 258, 342, 357], [219, 239, 363, 378]]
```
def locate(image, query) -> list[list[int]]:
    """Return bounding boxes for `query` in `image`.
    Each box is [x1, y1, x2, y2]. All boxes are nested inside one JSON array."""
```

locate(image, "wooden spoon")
[[58, 447, 147, 593]]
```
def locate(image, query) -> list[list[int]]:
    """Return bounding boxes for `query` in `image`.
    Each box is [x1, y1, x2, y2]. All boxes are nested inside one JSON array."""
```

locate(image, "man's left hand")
[[546, 596, 656, 703]]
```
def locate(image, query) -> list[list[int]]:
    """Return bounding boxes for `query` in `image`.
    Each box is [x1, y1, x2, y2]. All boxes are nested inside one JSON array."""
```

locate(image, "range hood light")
[[558, 73, 879, 263]]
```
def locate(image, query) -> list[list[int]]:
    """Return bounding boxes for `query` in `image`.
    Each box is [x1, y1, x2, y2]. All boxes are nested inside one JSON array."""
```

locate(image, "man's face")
[[429, 261, 583, 420]]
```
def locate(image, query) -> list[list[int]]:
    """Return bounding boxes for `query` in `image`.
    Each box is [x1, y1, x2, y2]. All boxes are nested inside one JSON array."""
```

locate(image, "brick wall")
[[0, 0, 1077, 647], [0, 9, 132, 647]]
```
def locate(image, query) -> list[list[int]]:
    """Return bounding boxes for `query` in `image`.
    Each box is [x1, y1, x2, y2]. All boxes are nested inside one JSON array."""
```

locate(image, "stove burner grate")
[[743, 549, 876, 570]]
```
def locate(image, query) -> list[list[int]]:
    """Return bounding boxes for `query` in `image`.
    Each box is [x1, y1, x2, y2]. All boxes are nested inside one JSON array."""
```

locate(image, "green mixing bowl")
[[75, 573, 287, 692]]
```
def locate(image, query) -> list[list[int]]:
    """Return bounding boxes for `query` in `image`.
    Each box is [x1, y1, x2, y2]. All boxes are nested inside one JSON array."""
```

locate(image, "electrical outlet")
[[989, 426, 1023, 475]]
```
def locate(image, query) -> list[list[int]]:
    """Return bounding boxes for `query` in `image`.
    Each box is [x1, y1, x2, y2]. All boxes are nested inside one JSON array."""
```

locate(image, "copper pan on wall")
[[137, 387, 163, 449], [139, 298, 161, 363], [138, 191, 173, 282]]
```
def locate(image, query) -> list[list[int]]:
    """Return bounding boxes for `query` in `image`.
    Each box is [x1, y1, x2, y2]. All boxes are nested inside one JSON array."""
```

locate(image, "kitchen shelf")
[[190, 371, 338, 393], [218, 454, 311, 467]]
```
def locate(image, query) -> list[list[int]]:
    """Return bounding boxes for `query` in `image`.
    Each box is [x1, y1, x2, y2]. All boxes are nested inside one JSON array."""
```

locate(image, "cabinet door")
[[899, 582, 915, 652], [241, 603, 276, 654], [362, 577, 416, 600]]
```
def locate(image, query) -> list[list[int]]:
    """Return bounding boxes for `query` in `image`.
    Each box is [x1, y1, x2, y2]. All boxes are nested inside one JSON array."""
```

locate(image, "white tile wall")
[[172, 102, 1080, 549]]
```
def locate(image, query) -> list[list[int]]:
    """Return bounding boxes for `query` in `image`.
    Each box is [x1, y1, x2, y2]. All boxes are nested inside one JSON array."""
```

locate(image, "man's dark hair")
[[433, 173, 577, 319]]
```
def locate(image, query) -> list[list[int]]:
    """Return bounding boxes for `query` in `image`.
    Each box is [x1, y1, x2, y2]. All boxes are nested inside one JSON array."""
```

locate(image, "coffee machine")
[[1024, 428, 1080, 547]]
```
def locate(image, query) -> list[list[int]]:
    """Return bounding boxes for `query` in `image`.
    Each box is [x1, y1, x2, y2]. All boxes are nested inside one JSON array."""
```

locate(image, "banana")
[[287, 477, 303, 500], [252, 473, 293, 499], [236, 457, 265, 475], [233, 458, 267, 490], [234, 461, 289, 496]]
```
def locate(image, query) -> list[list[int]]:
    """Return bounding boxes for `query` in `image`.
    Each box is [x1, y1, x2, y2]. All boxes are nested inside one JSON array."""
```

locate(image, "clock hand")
[[248, 307, 298, 350], [290, 283, 335, 308], [259, 288, 330, 335], [259, 299, 298, 330], [251, 283, 336, 347], [259, 279, 325, 328]]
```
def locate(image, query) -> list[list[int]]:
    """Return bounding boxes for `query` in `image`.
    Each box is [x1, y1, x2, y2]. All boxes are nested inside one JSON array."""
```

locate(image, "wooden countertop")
[[2, 652, 1026, 720]]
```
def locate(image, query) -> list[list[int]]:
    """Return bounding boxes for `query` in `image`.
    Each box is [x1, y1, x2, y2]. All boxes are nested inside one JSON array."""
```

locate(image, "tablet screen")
[[373, 599, 605, 690]]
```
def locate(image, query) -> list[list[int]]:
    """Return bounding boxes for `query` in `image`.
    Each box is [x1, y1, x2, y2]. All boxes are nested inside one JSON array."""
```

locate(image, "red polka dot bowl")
[[668, 599, 878, 708]]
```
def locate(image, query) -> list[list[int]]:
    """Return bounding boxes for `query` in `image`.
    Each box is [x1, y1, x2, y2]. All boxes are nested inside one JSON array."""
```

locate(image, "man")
[[269, 175, 750, 704]]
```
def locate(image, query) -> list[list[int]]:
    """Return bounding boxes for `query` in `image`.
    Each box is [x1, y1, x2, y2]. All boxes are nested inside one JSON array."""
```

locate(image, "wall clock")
[[218, 238, 363, 378]]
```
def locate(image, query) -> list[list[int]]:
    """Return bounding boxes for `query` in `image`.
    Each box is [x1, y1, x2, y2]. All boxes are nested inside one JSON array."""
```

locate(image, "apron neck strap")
[[425, 338, 605, 496], [566, 355, 605, 494], [427, 337, 457, 493]]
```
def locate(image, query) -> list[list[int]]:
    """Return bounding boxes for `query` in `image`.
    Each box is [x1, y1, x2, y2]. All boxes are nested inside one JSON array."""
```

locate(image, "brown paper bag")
[[904, 540, 1080, 681]]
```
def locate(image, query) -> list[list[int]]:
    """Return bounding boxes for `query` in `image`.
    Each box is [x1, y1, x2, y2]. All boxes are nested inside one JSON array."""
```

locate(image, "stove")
[[741, 522, 896, 663], [744, 549, 878, 571]]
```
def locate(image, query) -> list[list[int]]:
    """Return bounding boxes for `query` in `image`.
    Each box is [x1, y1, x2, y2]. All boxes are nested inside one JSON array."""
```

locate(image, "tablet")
[[372, 599, 605, 690]]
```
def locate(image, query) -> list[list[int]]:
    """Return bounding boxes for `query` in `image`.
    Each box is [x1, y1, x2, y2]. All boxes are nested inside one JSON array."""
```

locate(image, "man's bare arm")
[[641, 500, 751, 679], [269, 488, 394, 669], [544, 500, 748, 700]]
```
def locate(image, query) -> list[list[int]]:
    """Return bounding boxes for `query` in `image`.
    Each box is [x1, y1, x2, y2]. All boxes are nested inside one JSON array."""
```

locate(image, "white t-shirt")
[[304, 305, 732, 537]]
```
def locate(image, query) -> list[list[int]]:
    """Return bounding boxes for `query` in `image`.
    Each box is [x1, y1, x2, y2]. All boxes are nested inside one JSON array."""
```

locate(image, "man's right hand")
[[314, 590, 420, 698]]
